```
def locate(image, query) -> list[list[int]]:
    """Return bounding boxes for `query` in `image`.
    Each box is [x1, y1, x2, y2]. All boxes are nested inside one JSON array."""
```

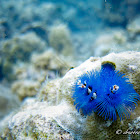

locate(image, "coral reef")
[[127, 16, 140, 34], [93, 29, 127, 56], [31, 50, 72, 76], [1, 52, 140, 140], [0, 84, 20, 120], [48, 24, 73, 56], [0, 32, 46, 81], [0, 98, 74, 140], [37, 51, 140, 139], [12, 80, 40, 101], [11, 50, 74, 100], [92, 28, 140, 57], [1, 32, 46, 62], [1, 0, 140, 140]]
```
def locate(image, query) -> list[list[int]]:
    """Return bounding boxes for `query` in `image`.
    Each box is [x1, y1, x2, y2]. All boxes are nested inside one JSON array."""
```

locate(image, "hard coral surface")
[[1, 99, 74, 140], [38, 51, 140, 139], [1, 52, 140, 140]]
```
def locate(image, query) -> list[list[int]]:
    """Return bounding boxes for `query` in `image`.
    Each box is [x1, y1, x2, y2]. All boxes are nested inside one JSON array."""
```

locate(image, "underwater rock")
[[1, 32, 46, 62], [127, 16, 140, 35], [12, 80, 40, 101], [0, 18, 11, 39], [11, 49, 74, 100], [1, 32, 46, 81], [0, 98, 74, 140], [0, 57, 4, 81], [38, 51, 140, 139], [1, 51, 140, 139], [31, 50, 73, 76], [48, 24, 74, 56], [0, 112, 15, 139], [21, 22, 49, 41], [11, 63, 46, 101], [93, 29, 127, 56], [0, 84, 20, 120]]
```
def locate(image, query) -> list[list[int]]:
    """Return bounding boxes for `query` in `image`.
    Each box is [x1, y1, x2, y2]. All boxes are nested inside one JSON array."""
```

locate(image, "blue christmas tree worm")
[[72, 62, 140, 121]]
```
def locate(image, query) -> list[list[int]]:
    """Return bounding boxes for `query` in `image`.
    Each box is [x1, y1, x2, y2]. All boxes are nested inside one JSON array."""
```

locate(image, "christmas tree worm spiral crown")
[[72, 62, 140, 121]]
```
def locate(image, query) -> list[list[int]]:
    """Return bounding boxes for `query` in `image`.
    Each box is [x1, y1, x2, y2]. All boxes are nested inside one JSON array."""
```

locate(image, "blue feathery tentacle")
[[72, 62, 140, 121]]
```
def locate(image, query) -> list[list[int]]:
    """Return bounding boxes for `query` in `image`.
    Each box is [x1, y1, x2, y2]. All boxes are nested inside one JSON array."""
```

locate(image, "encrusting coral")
[[1, 51, 140, 140]]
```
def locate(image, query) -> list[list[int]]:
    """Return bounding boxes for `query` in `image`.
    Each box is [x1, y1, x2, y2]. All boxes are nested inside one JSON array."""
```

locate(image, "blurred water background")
[[0, 0, 140, 123]]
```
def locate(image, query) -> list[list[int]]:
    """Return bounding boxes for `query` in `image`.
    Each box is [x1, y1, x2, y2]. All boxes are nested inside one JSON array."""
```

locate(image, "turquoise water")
[[0, 0, 140, 80]]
